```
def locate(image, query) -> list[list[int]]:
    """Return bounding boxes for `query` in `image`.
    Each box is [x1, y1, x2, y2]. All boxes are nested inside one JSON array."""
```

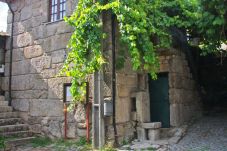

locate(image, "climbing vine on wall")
[[61, 0, 226, 104]]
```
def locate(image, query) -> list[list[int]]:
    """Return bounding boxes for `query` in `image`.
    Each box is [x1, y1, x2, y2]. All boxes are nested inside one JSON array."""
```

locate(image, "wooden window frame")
[[49, 0, 66, 22]]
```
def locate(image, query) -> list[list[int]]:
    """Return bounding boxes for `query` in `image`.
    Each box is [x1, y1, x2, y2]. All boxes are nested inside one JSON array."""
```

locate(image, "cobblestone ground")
[[168, 113, 227, 151]]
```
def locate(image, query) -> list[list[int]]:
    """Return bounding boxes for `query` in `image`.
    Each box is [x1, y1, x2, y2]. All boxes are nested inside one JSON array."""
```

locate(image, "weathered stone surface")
[[116, 98, 131, 123], [12, 99, 29, 112], [61, 122, 76, 138], [43, 120, 62, 138], [17, 32, 33, 48], [32, 16, 42, 27], [136, 91, 150, 123], [56, 21, 73, 34], [51, 49, 66, 64], [74, 104, 86, 123], [11, 74, 48, 91], [44, 24, 58, 37], [31, 55, 51, 73], [21, 6, 32, 21], [29, 99, 63, 117], [77, 128, 86, 137], [117, 85, 130, 97], [148, 129, 160, 141], [14, 22, 25, 35], [141, 122, 162, 129], [116, 74, 137, 86], [12, 90, 48, 99], [48, 77, 71, 99], [13, 48, 24, 62], [24, 45, 43, 59], [12, 60, 31, 75], [48, 33, 71, 52], [30, 124, 42, 133], [31, 26, 44, 40]]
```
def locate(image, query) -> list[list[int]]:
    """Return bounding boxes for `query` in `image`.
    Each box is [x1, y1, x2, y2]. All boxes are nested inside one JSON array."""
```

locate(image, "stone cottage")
[[0, 0, 201, 145]]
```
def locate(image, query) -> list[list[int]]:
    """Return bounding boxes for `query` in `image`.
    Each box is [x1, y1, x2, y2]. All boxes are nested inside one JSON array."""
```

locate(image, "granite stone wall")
[[2, 0, 85, 138], [159, 49, 201, 126]]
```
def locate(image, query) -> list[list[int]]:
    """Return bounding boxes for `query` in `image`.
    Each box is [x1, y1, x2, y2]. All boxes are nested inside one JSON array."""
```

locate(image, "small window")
[[49, 0, 66, 22]]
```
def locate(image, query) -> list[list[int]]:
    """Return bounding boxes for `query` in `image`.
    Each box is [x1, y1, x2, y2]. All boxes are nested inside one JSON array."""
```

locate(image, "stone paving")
[[120, 113, 227, 151], [168, 113, 227, 151]]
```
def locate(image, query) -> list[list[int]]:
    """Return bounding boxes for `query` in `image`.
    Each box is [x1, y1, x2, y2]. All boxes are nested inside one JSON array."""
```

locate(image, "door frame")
[[148, 72, 170, 128]]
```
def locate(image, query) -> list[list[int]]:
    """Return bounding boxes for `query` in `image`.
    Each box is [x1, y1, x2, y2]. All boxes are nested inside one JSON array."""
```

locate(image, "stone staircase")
[[0, 96, 35, 147]]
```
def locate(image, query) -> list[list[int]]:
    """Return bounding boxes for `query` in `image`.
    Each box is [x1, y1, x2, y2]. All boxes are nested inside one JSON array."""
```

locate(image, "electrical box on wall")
[[0, 65, 4, 74], [104, 98, 113, 117]]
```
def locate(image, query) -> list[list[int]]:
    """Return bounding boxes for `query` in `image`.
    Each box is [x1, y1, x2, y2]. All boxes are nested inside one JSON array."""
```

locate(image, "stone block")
[[11, 74, 48, 91], [62, 122, 76, 138], [1, 77, 9, 91], [74, 104, 86, 123], [29, 99, 63, 117], [32, 16, 42, 27], [12, 60, 31, 75], [56, 21, 73, 34], [32, 26, 44, 40], [51, 49, 66, 64], [13, 48, 24, 62], [136, 91, 150, 122], [31, 55, 51, 73], [46, 120, 62, 138], [12, 90, 48, 99], [116, 98, 130, 123], [148, 129, 160, 141], [40, 69, 56, 79], [44, 23, 58, 37], [141, 122, 161, 129], [30, 124, 42, 134], [28, 117, 42, 125], [14, 22, 25, 35], [116, 74, 137, 86], [21, 5, 32, 21], [77, 128, 86, 137], [24, 45, 43, 59], [170, 104, 182, 126], [17, 32, 33, 48], [12, 99, 29, 112], [117, 85, 130, 97], [48, 77, 71, 99], [4, 63, 9, 77], [137, 127, 146, 141], [159, 63, 169, 72]]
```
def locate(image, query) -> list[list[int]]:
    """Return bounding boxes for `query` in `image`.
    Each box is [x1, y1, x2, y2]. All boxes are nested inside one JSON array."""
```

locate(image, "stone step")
[[0, 131, 33, 138], [0, 112, 19, 119], [0, 101, 8, 106], [0, 106, 13, 113], [0, 118, 23, 126], [6, 137, 35, 147], [0, 124, 29, 133], [0, 96, 5, 102]]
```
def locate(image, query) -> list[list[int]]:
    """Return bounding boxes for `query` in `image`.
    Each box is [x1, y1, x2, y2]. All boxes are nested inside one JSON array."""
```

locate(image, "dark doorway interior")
[[199, 54, 227, 113], [149, 73, 170, 128]]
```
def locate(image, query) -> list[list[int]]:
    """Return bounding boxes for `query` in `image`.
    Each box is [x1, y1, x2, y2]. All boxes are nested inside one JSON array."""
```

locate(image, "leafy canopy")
[[61, 0, 227, 104]]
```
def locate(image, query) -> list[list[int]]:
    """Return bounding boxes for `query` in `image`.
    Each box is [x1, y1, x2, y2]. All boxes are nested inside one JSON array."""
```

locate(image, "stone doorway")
[[148, 73, 170, 128]]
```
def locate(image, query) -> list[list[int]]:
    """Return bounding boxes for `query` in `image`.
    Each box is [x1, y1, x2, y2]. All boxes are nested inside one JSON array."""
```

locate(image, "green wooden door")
[[149, 73, 170, 128]]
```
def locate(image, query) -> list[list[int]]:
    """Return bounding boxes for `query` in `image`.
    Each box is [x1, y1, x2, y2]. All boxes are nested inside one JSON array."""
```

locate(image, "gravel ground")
[[168, 113, 227, 151]]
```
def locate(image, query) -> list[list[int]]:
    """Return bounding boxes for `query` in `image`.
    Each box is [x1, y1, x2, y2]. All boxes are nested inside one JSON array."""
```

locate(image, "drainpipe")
[[6, 2, 14, 106], [111, 13, 118, 146]]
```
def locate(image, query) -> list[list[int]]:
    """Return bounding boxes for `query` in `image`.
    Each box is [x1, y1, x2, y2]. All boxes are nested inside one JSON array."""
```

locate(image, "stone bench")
[[138, 122, 162, 141]]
